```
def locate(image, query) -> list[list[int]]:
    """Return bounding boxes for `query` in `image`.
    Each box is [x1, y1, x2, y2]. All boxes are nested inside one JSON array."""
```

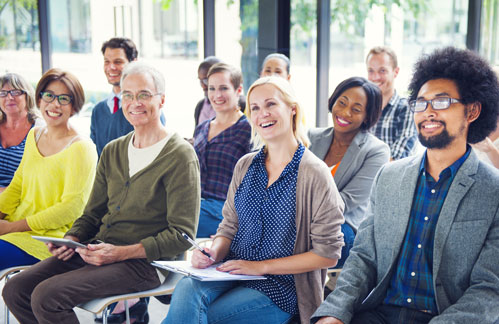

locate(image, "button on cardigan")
[[66, 132, 201, 264], [217, 148, 345, 323]]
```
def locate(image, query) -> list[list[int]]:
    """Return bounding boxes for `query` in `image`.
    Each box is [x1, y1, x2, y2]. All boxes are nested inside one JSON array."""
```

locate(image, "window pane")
[[42, 0, 201, 138], [290, 0, 317, 128], [481, 0, 499, 65], [329, 0, 468, 105], [215, 0, 258, 93], [0, 1, 41, 84]]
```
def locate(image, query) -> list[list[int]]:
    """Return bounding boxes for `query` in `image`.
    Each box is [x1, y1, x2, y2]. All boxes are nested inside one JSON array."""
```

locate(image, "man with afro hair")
[[312, 46, 499, 324]]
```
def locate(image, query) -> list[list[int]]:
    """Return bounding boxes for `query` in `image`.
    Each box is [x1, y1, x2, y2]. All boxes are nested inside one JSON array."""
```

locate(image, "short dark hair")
[[408, 46, 499, 144], [207, 63, 243, 89], [262, 53, 290, 74], [101, 37, 138, 62], [35, 68, 85, 114], [198, 56, 222, 73], [328, 77, 382, 131]]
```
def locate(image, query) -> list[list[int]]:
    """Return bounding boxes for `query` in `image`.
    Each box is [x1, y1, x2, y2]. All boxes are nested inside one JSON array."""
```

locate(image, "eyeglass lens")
[[122, 92, 154, 102], [411, 98, 455, 112], [0, 90, 25, 97], [41, 92, 72, 105]]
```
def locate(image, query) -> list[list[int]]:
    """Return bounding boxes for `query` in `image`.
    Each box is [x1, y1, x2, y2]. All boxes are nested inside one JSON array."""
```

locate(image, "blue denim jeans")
[[162, 277, 294, 324], [197, 198, 226, 238], [333, 222, 355, 269]]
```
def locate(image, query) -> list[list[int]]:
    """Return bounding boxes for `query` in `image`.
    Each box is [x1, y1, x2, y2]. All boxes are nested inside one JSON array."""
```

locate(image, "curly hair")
[[408, 46, 499, 144]]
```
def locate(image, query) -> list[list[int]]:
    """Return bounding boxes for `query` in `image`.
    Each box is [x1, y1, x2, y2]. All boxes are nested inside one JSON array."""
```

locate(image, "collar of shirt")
[[419, 145, 471, 180], [106, 92, 122, 114], [387, 90, 400, 108], [253, 143, 305, 184]]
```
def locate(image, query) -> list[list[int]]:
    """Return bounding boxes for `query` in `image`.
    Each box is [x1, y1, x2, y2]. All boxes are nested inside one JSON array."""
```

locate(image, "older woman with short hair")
[[0, 73, 40, 192]]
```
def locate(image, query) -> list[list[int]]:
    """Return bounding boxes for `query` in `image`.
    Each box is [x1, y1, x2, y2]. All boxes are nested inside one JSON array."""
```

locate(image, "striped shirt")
[[194, 115, 251, 200], [384, 146, 471, 313], [372, 92, 417, 160], [0, 127, 32, 187]]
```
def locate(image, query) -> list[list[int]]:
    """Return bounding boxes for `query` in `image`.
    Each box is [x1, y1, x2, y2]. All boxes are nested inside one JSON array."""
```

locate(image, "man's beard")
[[418, 120, 454, 149]]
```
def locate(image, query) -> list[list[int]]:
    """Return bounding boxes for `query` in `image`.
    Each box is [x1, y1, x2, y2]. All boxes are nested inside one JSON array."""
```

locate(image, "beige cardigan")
[[216, 148, 345, 323]]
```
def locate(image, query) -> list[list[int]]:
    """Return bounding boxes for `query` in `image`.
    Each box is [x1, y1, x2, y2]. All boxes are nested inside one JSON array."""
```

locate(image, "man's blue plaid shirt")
[[372, 92, 418, 160], [384, 146, 471, 313]]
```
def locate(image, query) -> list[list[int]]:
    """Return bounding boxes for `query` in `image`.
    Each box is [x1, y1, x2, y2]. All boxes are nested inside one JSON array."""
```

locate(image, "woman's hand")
[[0, 219, 11, 235], [47, 235, 79, 261], [191, 247, 216, 269], [216, 259, 267, 276]]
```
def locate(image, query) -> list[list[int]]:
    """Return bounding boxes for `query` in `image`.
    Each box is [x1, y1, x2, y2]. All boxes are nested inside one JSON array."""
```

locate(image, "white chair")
[[325, 268, 342, 293], [0, 265, 31, 324], [77, 270, 183, 324], [77, 240, 213, 324]]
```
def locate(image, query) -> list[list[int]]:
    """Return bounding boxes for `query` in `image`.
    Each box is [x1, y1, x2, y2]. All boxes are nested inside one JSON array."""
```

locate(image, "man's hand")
[[316, 317, 344, 324], [77, 243, 124, 266], [47, 235, 79, 261]]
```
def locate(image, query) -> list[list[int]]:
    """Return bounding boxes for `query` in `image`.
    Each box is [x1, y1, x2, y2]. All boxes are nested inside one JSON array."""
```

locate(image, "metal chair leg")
[[102, 304, 111, 324], [124, 299, 130, 324], [4, 271, 20, 324]]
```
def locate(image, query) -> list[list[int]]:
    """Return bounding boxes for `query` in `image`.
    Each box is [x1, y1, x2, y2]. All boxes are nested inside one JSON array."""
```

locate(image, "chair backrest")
[[77, 251, 188, 315]]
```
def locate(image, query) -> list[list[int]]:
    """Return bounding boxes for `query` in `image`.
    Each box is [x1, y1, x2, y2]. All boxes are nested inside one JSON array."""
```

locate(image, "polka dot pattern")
[[227, 144, 305, 315]]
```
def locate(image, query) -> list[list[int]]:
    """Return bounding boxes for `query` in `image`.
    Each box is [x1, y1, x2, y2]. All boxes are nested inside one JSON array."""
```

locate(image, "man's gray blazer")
[[311, 151, 499, 324], [308, 127, 390, 231]]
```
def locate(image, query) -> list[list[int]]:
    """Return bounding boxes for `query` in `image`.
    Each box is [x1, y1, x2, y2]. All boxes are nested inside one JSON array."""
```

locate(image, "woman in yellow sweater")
[[0, 68, 97, 270]]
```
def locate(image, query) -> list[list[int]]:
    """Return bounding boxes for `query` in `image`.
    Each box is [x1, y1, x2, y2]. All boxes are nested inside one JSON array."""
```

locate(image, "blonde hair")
[[246, 76, 309, 149]]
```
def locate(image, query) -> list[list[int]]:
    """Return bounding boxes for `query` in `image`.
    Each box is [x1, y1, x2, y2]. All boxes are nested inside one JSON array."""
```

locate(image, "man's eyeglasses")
[[40, 92, 73, 105], [0, 89, 25, 97], [199, 78, 208, 86], [122, 91, 161, 103], [409, 97, 461, 113]]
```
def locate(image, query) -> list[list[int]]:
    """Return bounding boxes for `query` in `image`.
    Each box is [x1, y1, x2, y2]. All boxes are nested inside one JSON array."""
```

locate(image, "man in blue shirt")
[[312, 47, 499, 324], [90, 37, 165, 156]]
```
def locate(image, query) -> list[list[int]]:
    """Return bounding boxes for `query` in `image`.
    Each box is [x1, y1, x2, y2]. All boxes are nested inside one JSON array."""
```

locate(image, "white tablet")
[[32, 236, 87, 249]]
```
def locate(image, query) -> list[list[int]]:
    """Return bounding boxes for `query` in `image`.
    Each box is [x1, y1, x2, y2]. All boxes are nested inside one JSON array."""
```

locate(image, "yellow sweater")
[[0, 129, 97, 260]]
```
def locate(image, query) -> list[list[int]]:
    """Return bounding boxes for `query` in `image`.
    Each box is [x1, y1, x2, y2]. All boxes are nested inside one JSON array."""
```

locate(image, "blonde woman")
[[164, 76, 344, 324]]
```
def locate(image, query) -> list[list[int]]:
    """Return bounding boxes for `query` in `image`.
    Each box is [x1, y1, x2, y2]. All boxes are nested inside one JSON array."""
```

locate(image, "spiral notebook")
[[152, 261, 267, 281]]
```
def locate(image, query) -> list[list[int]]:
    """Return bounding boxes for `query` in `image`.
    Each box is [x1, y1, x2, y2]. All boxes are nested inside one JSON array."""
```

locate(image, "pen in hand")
[[182, 232, 216, 262]]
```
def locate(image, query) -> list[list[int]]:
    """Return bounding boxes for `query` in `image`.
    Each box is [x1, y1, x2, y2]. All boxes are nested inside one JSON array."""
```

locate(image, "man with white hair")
[[3, 62, 201, 324]]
